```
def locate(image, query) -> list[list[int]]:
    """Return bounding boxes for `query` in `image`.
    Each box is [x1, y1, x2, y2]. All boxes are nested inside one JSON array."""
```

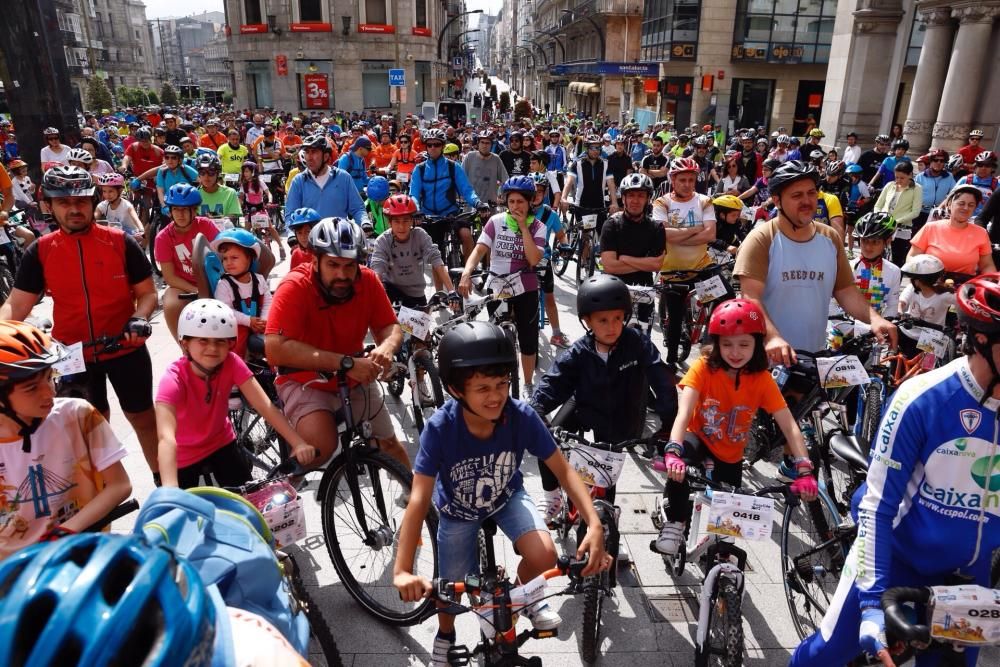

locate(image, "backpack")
[[416, 158, 457, 211], [134, 486, 310, 656]]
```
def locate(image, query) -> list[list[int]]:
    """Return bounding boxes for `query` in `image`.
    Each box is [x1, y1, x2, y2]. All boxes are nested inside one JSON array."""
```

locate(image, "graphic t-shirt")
[[652, 193, 714, 272], [899, 285, 956, 328], [476, 214, 546, 295], [155, 353, 253, 468], [0, 398, 127, 558], [414, 399, 557, 521], [909, 221, 991, 275], [680, 358, 787, 463], [852, 257, 901, 317], [198, 186, 242, 218], [154, 217, 220, 282]]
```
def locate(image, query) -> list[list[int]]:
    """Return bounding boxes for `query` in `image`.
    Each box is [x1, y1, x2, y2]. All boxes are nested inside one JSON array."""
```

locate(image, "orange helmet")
[[0, 321, 66, 387]]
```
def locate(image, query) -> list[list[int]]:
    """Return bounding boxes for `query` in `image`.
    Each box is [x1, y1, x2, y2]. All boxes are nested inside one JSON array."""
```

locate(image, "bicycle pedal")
[[446, 646, 472, 665], [531, 627, 558, 640]]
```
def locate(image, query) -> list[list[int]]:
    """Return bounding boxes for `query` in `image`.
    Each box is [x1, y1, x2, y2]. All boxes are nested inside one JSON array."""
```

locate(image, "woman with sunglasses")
[[384, 133, 417, 190]]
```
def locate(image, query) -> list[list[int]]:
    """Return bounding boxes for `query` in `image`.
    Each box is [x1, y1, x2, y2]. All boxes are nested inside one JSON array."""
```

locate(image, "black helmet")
[[892, 139, 910, 151], [301, 134, 330, 152], [577, 274, 631, 317], [853, 211, 897, 240], [437, 321, 516, 387], [769, 160, 820, 197], [195, 152, 221, 172]]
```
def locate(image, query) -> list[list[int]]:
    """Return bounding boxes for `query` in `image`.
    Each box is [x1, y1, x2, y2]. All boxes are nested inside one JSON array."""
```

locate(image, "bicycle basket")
[[565, 444, 627, 489]]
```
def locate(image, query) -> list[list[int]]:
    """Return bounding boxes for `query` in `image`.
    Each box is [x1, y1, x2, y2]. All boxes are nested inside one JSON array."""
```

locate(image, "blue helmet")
[[209, 227, 261, 259], [164, 183, 202, 207], [845, 163, 863, 175], [287, 207, 322, 229], [367, 176, 390, 202], [500, 175, 536, 199], [0, 533, 216, 666]]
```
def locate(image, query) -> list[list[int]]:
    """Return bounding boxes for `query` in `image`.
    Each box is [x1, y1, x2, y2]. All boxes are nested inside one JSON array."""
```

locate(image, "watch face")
[[341, 355, 354, 370]]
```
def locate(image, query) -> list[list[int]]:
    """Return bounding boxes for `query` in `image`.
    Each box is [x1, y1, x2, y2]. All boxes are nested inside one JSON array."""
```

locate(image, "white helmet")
[[177, 299, 238, 340], [68, 147, 94, 164], [901, 254, 945, 277]]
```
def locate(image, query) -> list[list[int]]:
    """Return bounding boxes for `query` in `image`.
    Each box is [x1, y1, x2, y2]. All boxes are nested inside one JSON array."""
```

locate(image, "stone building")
[[223, 0, 470, 113]]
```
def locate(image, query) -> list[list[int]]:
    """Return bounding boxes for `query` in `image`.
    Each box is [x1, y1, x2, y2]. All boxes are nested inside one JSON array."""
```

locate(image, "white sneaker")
[[654, 520, 686, 556], [522, 382, 535, 400], [524, 601, 562, 630], [537, 489, 563, 523]]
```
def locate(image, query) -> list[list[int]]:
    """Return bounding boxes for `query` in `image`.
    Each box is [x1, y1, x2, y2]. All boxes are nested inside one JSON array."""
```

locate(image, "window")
[[363, 0, 388, 25], [905, 12, 925, 67], [415, 0, 428, 29], [244, 0, 263, 25], [95, 13, 103, 37], [641, 0, 701, 62], [298, 0, 323, 22], [732, 0, 837, 64], [362, 61, 392, 107]]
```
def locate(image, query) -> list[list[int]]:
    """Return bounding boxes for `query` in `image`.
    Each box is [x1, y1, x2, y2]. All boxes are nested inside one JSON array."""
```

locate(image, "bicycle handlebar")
[[550, 427, 646, 454], [659, 263, 732, 280], [682, 466, 796, 502], [430, 554, 589, 602], [882, 587, 932, 646], [83, 498, 140, 533]]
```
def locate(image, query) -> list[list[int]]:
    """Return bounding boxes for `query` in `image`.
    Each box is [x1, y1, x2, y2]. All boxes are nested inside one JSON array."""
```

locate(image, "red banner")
[[275, 55, 288, 76], [290, 22, 332, 32], [359, 24, 395, 34], [643, 78, 658, 93], [412, 27, 432, 37], [303, 74, 330, 109], [239, 24, 268, 34]]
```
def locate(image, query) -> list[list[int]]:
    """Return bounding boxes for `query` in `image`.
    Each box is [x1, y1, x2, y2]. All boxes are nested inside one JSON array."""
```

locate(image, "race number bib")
[[930, 585, 1000, 645], [397, 306, 432, 341], [211, 217, 234, 232], [706, 492, 775, 541], [916, 328, 949, 359], [398, 172, 410, 183], [815, 355, 868, 388], [566, 444, 627, 489], [260, 173, 272, 184], [894, 226, 912, 240], [694, 275, 728, 304], [224, 173, 240, 186], [250, 211, 270, 229], [489, 277, 525, 300], [52, 341, 87, 376], [581, 214, 598, 230]]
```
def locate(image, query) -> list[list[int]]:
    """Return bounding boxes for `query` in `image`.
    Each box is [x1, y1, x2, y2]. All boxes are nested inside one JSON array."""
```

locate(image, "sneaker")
[[549, 333, 571, 348], [524, 601, 562, 630], [654, 520, 686, 556], [776, 457, 798, 481], [522, 382, 535, 400], [431, 634, 455, 667], [537, 488, 563, 523]]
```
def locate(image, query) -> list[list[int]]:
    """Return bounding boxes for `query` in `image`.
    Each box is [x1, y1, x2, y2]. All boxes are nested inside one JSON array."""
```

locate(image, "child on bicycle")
[[364, 176, 391, 236], [394, 321, 611, 665], [156, 299, 315, 489], [286, 207, 321, 271], [95, 173, 145, 241], [530, 274, 679, 520], [210, 228, 272, 358], [0, 320, 132, 558], [238, 160, 285, 261], [653, 298, 818, 556], [898, 253, 955, 357], [851, 212, 901, 317]]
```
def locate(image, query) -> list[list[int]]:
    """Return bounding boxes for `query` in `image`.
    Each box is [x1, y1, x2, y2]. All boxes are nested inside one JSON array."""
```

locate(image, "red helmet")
[[708, 299, 766, 337], [669, 157, 699, 177], [383, 194, 417, 217], [957, 273, 1000, 333]]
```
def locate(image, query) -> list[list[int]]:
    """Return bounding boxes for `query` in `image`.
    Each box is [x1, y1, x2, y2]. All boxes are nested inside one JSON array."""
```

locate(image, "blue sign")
[[549, 61, 658, 77], [389, 69, 405, 87]]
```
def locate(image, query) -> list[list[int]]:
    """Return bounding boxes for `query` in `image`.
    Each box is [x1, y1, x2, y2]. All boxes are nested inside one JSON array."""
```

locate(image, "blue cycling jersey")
[[156, 164, 198, 193]]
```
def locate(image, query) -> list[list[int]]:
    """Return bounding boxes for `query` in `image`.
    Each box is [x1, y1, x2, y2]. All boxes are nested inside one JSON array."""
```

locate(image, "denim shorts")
[[437, 487, 548, 581]]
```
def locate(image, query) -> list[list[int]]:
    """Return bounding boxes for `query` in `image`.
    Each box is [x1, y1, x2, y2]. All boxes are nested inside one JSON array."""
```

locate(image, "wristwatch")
[[339, 355, 354, 371]]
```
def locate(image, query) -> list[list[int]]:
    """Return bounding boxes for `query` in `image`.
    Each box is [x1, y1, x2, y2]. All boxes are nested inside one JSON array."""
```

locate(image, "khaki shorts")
[[277, 380, 395, 440]]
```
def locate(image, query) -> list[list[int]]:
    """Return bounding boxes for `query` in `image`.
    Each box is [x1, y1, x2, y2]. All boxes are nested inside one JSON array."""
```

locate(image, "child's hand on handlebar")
[[290, 442, 318, 466], [576, 524, 610, 578], [394, 572, 433, 603]]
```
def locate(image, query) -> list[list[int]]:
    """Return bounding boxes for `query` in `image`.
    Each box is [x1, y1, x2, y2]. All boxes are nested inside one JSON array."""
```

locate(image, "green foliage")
[[490, 84, 498, 100], [499, 91, 510, 113], [85, 76, 113, 112], [159, 82, 178, 106], [513, 99, 532, 121], [147, 91, 159, 105]]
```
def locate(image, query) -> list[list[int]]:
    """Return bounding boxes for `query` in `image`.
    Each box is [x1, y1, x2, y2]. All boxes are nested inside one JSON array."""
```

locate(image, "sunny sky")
[[141, 0, 498, 20]]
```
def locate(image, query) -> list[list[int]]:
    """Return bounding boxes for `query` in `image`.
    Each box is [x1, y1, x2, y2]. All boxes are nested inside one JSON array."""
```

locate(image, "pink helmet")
[[95, 172, 125, 187]]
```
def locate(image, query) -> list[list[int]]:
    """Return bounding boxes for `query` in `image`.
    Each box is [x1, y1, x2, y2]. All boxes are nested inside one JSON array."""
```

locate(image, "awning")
[[569, 81, 600, 95]]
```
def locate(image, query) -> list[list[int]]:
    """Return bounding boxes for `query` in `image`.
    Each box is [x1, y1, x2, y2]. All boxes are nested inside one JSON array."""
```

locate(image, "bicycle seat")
[[481, 518, 498, 538], [829, 432, 870, 473]]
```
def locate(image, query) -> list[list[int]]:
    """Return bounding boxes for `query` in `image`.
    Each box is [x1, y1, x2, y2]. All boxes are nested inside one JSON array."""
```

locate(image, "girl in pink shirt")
[[155, 299, 315, 488]]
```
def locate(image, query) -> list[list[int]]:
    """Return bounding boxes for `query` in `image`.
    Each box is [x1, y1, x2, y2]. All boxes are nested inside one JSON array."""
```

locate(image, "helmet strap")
[[185, 353, 224, 403], [972, 332, 1000, 406], [0, 397, 44, 453]]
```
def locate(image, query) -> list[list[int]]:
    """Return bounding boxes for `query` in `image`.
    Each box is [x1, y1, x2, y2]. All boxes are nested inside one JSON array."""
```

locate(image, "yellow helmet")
[[443, 143, 460, 155], [712, 194, 744, 212], [809, 128, 825, 138]]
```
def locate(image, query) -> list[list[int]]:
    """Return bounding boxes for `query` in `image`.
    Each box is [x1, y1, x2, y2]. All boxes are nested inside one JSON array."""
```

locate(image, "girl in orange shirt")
[[652, 298, 818, 556]]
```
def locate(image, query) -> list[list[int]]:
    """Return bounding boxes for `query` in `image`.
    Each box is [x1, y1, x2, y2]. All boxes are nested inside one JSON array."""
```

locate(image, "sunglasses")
[[165, 155, 180, 159], [198, 169, 219, 175], [399, 138, 410, 142], [425, 142, 444, 148], [931, 158, 945, 163]]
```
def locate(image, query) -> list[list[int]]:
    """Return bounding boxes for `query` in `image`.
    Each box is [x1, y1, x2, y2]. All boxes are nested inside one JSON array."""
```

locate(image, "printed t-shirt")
[[413, 399, 557, 521], [734, 219, 855, 352], [680, 357, 787, 463], [476, 214, 546, 295], [155, 353, 253, 468], [652, 193, 715, 272], [265, 263, 397, 391], [909, 220, 991, 275], [899, 285, 955, 327], [852, 257, 901, 317], [0, 398, 127, 558], [154, 217, 220, 282], [814, 191, 844, 226], [198, 186, 242, 218]]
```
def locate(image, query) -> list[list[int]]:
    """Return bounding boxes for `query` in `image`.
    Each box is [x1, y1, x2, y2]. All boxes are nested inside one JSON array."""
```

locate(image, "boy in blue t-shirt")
[[394, 321, 610, 665]]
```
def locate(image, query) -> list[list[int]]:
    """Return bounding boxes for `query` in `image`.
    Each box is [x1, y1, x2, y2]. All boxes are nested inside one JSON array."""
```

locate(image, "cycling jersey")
[[125, 143, 163, 180], [410, 156, 481, 216], [570, 157, 609, 209], [218, 143, 250, 175], [814, 191, 844, 227], [155, 164, 198, 195]]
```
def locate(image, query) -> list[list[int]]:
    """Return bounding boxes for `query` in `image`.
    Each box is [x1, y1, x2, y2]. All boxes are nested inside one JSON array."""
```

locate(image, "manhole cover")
[[646, 592, 700, 623]]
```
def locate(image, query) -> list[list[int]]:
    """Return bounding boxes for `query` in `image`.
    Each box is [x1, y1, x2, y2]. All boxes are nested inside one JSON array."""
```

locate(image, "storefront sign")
[[239, 24, 268, 34], [359, 24, 395, 34], [643, 78, 659, 93], [412, 26, 432, 37], [290, 22, 332, 32], [670, 43, 697, 60], [731, 45, 767, 60], [303, 73, 330, 109], [549, 61, 658, 77], [770, 44, 804, 63]]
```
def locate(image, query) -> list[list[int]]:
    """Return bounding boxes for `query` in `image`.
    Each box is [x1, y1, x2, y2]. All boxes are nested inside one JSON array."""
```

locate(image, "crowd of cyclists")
[[0, 91, 998, 666]]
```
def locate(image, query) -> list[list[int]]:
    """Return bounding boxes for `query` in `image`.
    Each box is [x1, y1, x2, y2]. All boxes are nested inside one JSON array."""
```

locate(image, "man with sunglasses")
[[499, 130, 529, 176], [194, 153, 241, 221], [914, 148, 956, 235], [958, 129, 986, 171]]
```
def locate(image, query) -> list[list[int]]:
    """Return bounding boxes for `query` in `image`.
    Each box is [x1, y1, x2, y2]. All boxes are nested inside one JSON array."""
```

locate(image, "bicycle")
[[657, 263, 735, 362], [651, 465, 801, 666], [429, 516, 589, 666], [551, 217, 578, 278], [549, 427, 644, 663], [423, 209, 481, 271], [229, 357, 290, 480], [565, 204, 608, 285]]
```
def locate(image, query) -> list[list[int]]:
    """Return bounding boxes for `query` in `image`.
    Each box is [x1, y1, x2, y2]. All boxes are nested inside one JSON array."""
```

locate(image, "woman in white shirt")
[[714, 151, 751, 196]]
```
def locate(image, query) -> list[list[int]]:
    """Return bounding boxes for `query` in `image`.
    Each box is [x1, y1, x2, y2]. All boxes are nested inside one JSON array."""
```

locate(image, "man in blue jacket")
[[284, 135, 366, 227], [337, 136, 372, 193], [914, 148, 955, 234]]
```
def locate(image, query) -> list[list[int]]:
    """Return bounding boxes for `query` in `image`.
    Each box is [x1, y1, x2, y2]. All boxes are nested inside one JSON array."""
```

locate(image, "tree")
[[514, 99, 532, 121], [147, 90, 159, 105], [86, 76, 113, 112], [159, 82, 178, 106], [499, 91, 510, 113], [490, 84, 498, 100]]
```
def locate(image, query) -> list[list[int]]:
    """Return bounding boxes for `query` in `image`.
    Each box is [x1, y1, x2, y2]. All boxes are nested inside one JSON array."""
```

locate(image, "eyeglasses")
[[165, 155, 180, 160], [425, 142, 444, 148]]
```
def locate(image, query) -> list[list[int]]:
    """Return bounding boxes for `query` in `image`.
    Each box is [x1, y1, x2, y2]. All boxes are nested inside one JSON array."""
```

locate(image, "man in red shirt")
[[120, 128, 163, 225], [265, 218, 407, 469], [958, 129, 986, 171]]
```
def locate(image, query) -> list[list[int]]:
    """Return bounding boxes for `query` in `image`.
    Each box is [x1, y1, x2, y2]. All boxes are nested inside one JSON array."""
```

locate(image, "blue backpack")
[[134, 486, 310, 657]]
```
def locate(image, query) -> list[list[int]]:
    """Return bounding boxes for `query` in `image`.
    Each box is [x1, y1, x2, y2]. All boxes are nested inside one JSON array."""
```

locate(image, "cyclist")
[[652, 156, 719, 366], [600, 172, 666, 326], [640, 135, 670, 192], [688, 135, 719, 195], [383, 131, 418, 187], [370, 131, 397, 174], [155, 183, 221, 343], [791, 273, 1000, 666], [874, 161, 923, 265], [458, 176, 546, 398], [561, 135, 620, 233], [283, 134, 367, 227], [95, 172, 144, 239], [898, 254, 954, 357], [140, 144, 198, 213], [199, 117, 227, 150], [394, 321, 611, 665], [39, 127, 70, 165], [286, 206, 321, 270], [0, 167, 160, 479], [653, 299, 817, 555], [908, 184, 995, 278], [119, 127, 162, 225], [0, 320, 131, 557], [957, 128, 986, 170], [499, 129, 529, 176], [462, 131, 508, 210], [195, 153, 241, 221], [252, 125, 285, 176], [218, 128, 249, 185], [337, 136, 372, 194], [870, 138, 911, 189], [733, 160, 897, 367], [852, 211, 901, 317], [528, 172, 571, 348], [915, 149, 955, 233], [531, 275, 678, 521], [210, 229, 272, 357], [710, 194, 749, 257], [264, 217, 408, 470], [858, 134, 891, 184], [956, 151, 998, 216]]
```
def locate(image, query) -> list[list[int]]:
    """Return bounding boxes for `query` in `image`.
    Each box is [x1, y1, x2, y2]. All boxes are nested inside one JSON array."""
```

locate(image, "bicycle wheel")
[[695, 577, 744, 667], [580, 501, 617, 664], [232, 402, 288, 480], [411, 349, 445, 434], [282, 551, 345, 666], [859, 383, 882, 449], [781, 487, 849, 640], [319, 448, 438, 625], [575, 234, 593, 284], [553, 234, 572, 277], [502, 324, 520, 399], [0, 263, 14, 304]]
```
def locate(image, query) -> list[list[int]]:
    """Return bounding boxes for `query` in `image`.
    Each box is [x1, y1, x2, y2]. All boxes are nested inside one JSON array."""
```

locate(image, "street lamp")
[[561, 9, 605, 61], [437, 10, 484, 60]]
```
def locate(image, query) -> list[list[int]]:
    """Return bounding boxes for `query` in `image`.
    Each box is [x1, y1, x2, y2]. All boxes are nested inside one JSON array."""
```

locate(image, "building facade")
[[151, 12, 230, 96], [223, 0, 471, 113]]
